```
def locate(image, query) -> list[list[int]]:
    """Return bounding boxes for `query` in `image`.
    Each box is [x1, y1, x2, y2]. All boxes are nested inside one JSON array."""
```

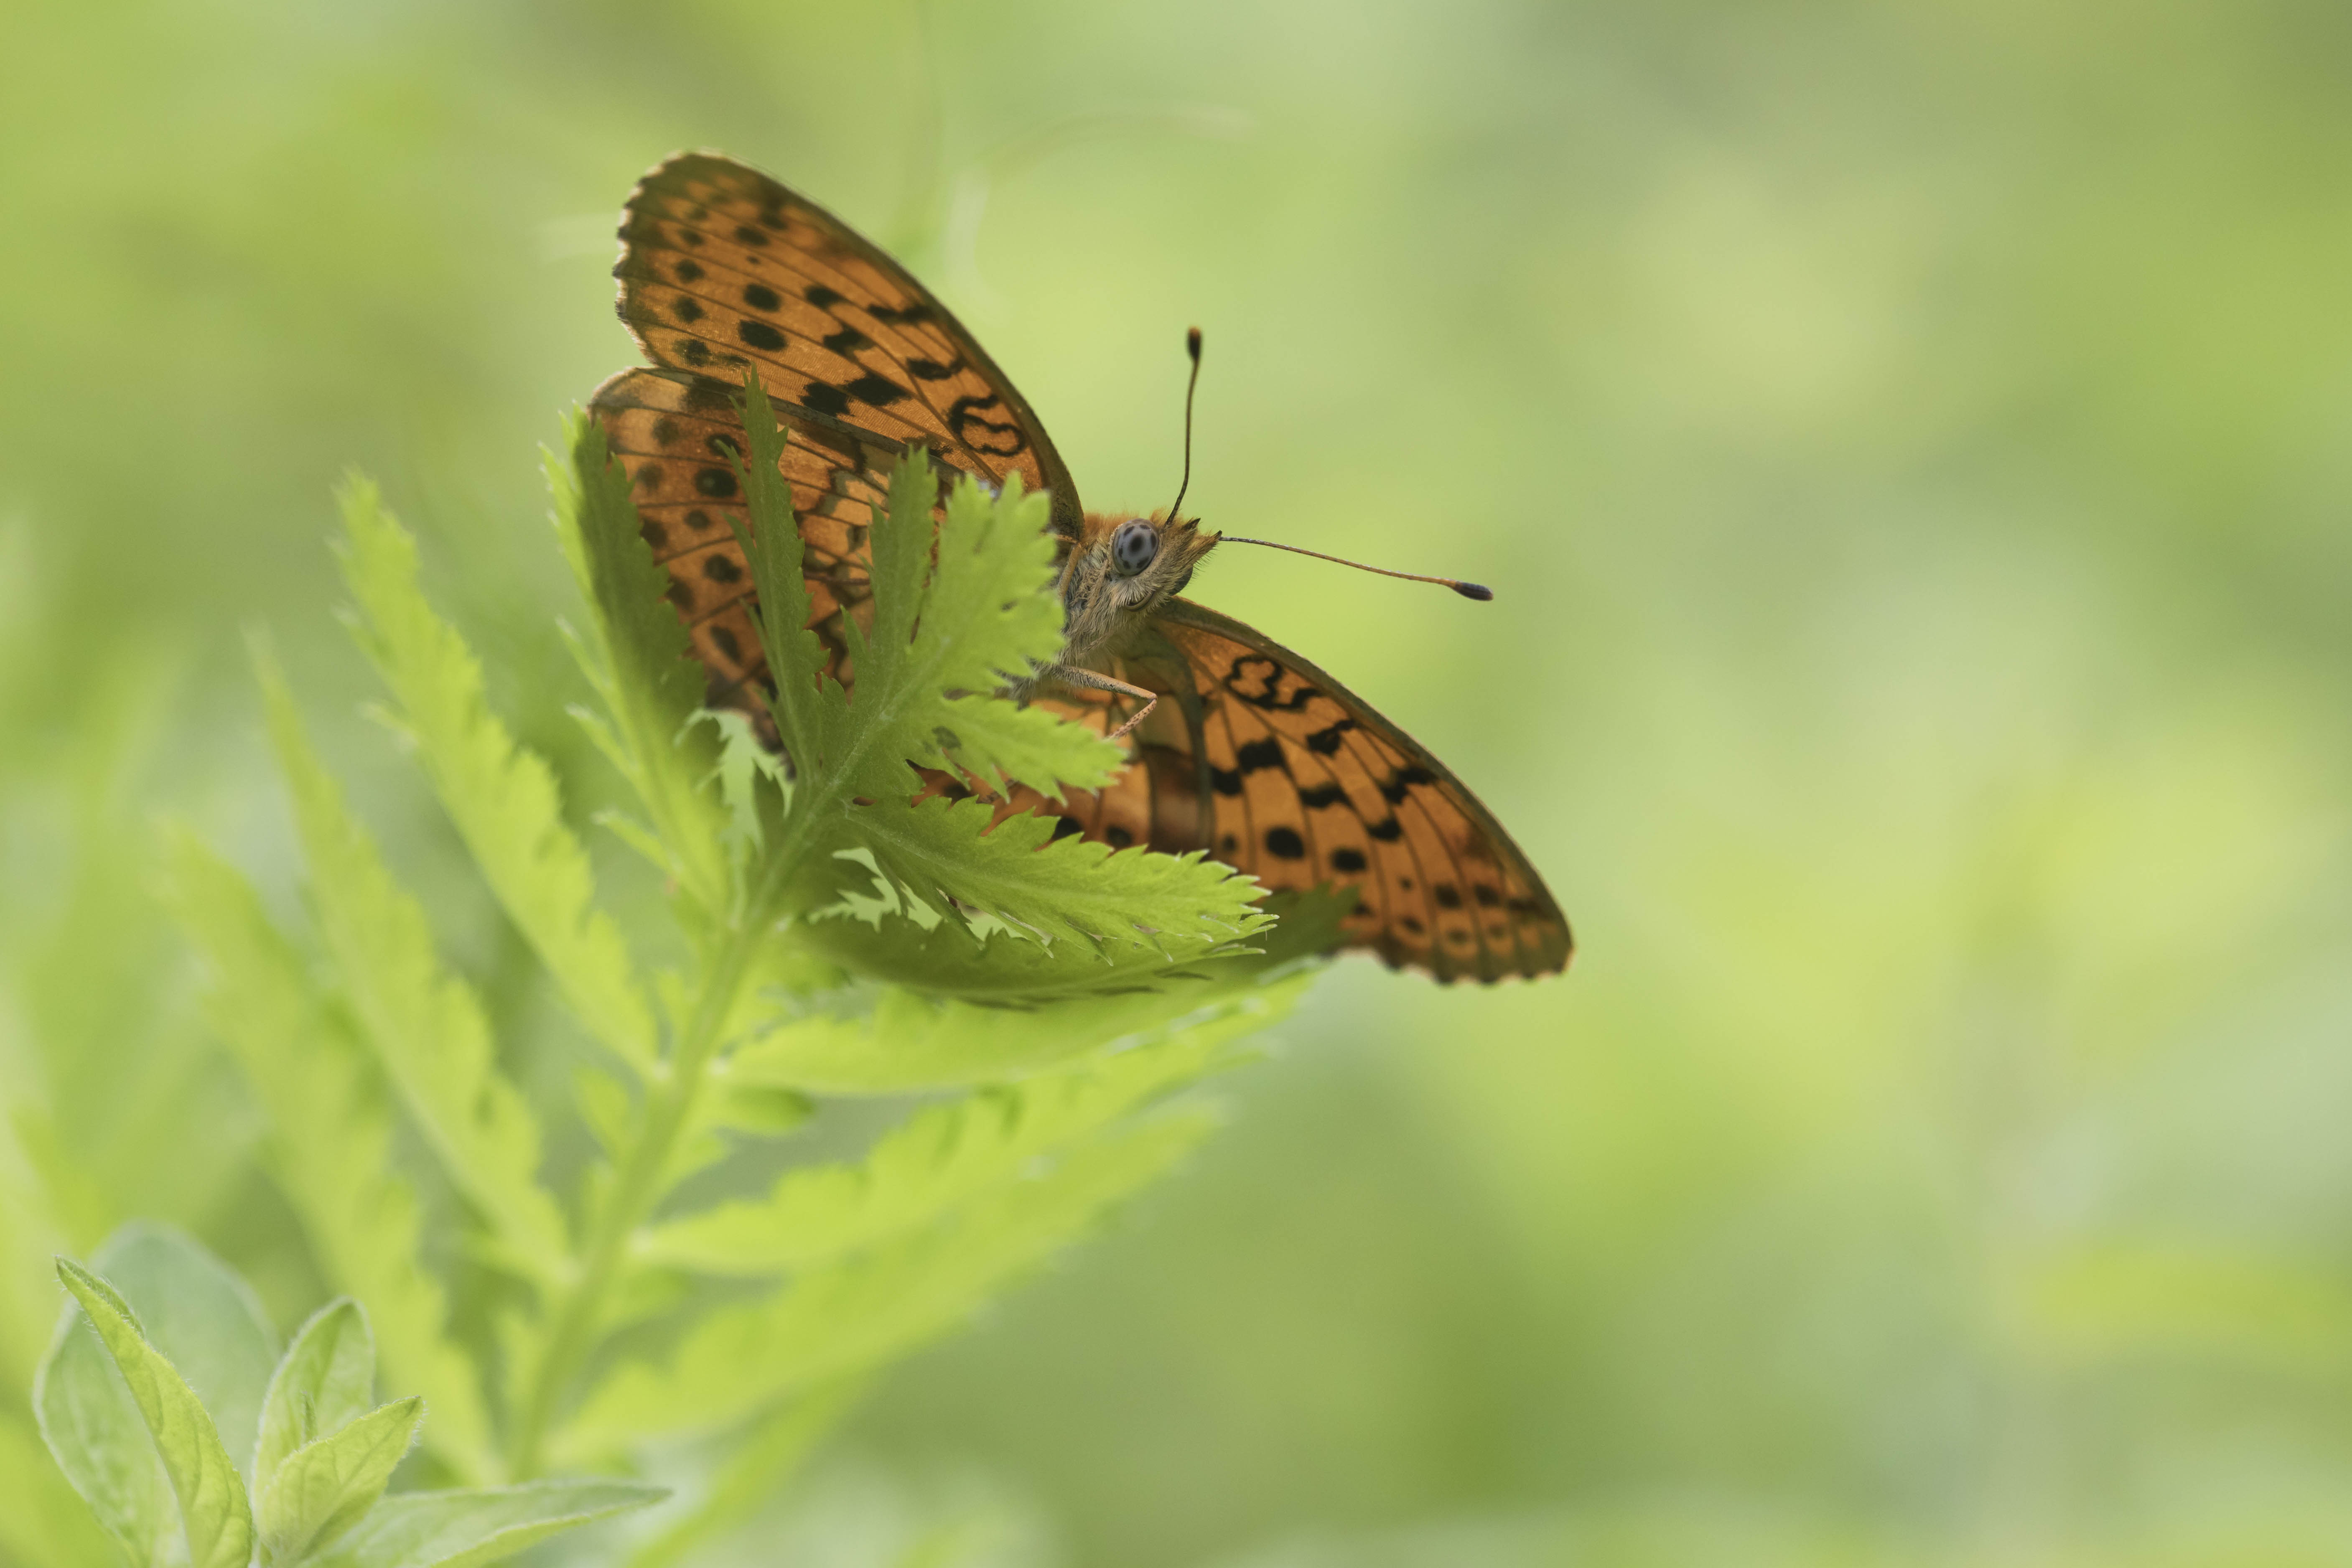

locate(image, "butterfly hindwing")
[[1069, 600, 1572, 982]]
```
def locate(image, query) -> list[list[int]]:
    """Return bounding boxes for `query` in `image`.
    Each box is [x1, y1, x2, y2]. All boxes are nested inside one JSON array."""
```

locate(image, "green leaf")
[[90, 1224, 281, 1486], [556, 1107, 1219, 1457], [846, 794, 1267, 956], [34, 1299, 178, 1566], [56, 1257, 255, 1568], [794, 908, 1261, 1003], [731, 376, 825, 769], [256, 644, 570, 1287], [254, 1298, 377, 1492], [643, 993, 1282, 1275], [337, 473, 659, 1077], [257, 1396, 423, 1563], [306, 1479, 666, 1568], [162, 830, 495, 1481], [548, 416, 729, 913]]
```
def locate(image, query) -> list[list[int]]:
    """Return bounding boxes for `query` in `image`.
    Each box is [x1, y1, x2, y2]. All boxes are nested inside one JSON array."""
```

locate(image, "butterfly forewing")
[[611, 151, 1082, 539]]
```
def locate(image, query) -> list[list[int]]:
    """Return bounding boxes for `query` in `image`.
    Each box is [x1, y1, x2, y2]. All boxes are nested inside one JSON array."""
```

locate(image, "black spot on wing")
[[805, 283, 843, 308], [1210, 766, 1242, 796], [711, 625, 743, 662], [1236, 738, 1283, 773], [743, 282, 780, 312], [1331, 848, 1367, 874], [1298, 783, 1347, 809], [823, 327, 874, 356], [844, 372, 909, 407], [800, 382, 850, 417], [1305, 720, 1356, 755], [703, 555, 743, 584], [738, 319, 785, 352], [1377, 765, 1438, 804], [1265, 827, 1306, 860], [672, 297, 704, 323], [694, 467, 738, 499]]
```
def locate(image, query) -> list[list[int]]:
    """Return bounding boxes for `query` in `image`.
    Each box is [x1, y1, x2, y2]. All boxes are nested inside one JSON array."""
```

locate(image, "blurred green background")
[[7, 0, 2352, 1563]]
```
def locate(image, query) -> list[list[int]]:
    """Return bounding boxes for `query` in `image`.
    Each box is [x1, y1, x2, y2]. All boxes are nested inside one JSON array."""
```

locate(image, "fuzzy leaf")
[[163, 831, 494, 1479], [56, 1258, 255, 1568], [254, 1298, 377, 1492], [557, 1107, 1217, 1457], [89, 1226, 280, 1486], [257, 647, 570, 1286], [643, 994, 1282, 1275], [306, 1479, 666, 1568], [550, 417, 730, 912], [338, 474, 658, 1077], [34, 1302, 178, 1565], [257, 1397, 423, 1563]]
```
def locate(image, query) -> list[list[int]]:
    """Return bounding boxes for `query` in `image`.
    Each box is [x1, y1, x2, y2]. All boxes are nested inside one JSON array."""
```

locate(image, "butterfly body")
[[593, 152, 1571, 981]]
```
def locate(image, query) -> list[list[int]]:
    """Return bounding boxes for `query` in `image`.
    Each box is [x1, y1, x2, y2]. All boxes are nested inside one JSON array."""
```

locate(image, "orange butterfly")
[[590, 152, 1571, 982]]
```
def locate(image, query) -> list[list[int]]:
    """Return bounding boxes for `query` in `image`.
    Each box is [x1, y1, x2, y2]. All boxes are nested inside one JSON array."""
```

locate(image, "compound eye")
[[1111, 519, 1160, 576]]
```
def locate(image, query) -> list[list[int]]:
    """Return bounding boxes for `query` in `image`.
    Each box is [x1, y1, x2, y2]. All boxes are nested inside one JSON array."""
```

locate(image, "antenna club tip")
[[1453, 581, 1494, 602], [1186, 326, 1203, 357]]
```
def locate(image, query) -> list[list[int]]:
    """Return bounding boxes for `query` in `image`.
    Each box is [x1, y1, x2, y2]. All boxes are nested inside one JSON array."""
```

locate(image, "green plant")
[[90, 386, 1319, 1562], [38, 1227, 659, 1568]]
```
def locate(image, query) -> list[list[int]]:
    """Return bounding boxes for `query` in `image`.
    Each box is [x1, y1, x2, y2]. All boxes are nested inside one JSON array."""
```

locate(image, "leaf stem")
[[507, 803, 832, 1477]]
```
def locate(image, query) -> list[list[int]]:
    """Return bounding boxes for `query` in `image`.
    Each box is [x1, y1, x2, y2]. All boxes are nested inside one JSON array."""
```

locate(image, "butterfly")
[[589, 152, 1571, 982]]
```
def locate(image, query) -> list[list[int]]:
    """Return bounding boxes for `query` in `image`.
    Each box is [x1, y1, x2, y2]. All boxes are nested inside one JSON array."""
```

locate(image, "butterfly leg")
[[1040, 663, 1159, 741]]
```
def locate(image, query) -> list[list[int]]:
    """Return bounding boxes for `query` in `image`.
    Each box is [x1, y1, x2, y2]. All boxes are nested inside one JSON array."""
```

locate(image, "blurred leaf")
[[33, 1301, 178, 1566], [648, 991, 1287, 1274], [556, 1106, 1218, 1459], [339, 472, 659, 1078], [256, 1396, 423, 1563], [254, 1298, 377, 1492], [257, 644, 570, 1287], [89, 1225, 280, 1487], [0, 1411, 118, 1567], [55, 1257, 254, 1568], [162, 830, 493, 1481], [305, 1479, 666, 1568]]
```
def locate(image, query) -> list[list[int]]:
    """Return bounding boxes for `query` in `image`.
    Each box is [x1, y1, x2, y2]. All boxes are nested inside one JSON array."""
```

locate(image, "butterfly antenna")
[[1215, 535, 1495, 601], [1163, 326, 1204, 524]]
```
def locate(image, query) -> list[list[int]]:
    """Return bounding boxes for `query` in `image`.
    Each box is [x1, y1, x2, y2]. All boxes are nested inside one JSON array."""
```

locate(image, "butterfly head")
[[1059, 509, 1220, 659]]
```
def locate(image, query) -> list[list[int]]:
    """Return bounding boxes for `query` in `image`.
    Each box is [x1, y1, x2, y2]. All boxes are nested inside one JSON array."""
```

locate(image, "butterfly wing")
[[1026, 599, 1572, 982], [591, 152, 1084, 713]]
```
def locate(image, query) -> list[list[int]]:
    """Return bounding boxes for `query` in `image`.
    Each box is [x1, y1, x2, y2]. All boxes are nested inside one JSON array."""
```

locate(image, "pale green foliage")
[[109, 407, 1320, 1558], [338, 475, 658, 1075], [36, 1230, 662, 1567], [52, 1255, 254, 1568]]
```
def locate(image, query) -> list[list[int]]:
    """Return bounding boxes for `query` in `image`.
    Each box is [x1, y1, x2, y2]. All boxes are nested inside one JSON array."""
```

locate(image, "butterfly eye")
[[1111, 519, 1160, 576]]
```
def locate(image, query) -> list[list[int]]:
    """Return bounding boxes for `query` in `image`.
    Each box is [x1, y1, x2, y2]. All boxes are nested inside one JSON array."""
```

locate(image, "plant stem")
[[506, 805, 832, 1477]]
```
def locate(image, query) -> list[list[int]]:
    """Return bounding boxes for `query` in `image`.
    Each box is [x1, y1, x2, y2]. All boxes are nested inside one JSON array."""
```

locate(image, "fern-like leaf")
[[643, 993, 1283, 1274], [554, 1108, 1216, 1460], [162, 832, 496, 1481], [337, 475, 658, 1077], [549, 417, 730, 916], [256, 649, 570, 1290]]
